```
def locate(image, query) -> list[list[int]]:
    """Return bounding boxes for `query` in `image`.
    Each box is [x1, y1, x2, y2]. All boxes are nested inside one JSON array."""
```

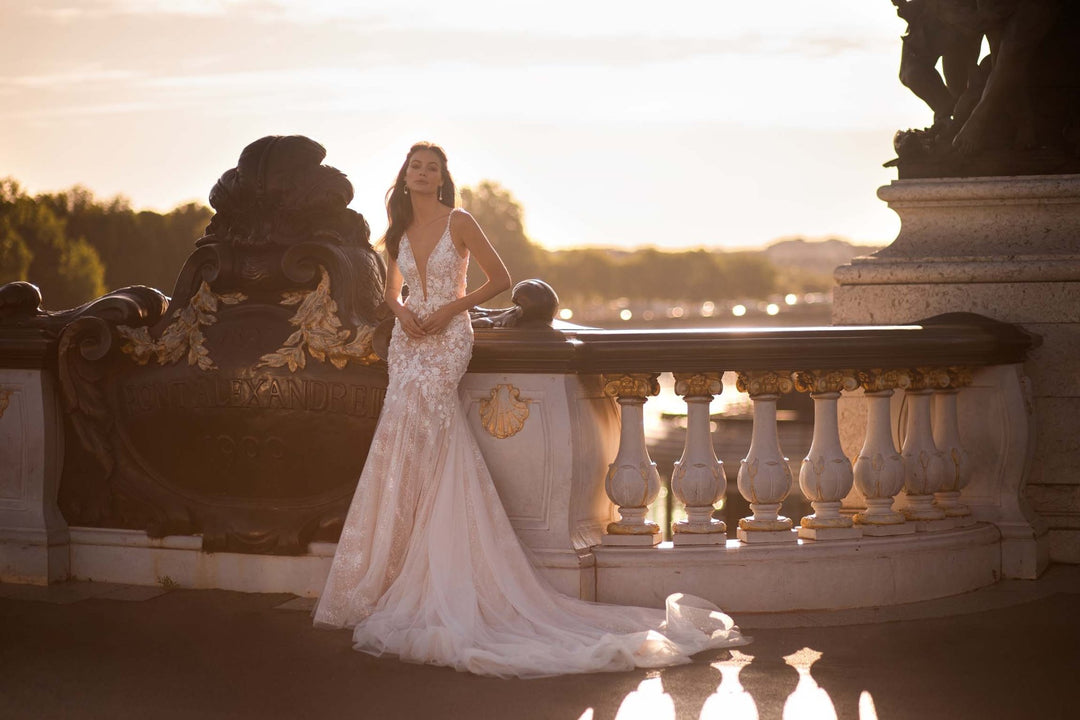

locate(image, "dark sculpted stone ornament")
[[889, 0, 1080, 178], [54, 136, 389, 553]]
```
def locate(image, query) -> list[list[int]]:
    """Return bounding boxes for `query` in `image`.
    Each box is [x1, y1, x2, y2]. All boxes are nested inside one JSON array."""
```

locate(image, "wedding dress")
[[313, 211, 748, 677]]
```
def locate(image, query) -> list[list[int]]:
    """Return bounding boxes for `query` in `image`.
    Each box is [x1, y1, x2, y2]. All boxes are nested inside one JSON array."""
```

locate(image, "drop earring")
[[403, 184, 409, 196], [438, 186, 443, 202]]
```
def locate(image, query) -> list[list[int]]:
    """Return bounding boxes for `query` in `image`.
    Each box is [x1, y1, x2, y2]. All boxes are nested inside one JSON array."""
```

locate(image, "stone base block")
[[66, 528, 600, 600], [798, 525, 863, 541], [672, 531, 727, 547], [912, 517, 956, 533], [0, 528, 70, 585], [737, 528, 798, 544], [949, 515, 978, 528], [594, 524, 1002, 612], [69, 528, 334, 596], [859, 522, 917, 537], [601, 532, 661, 547]]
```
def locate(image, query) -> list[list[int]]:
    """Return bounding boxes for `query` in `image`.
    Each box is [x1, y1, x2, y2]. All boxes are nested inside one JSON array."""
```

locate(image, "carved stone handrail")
[[469, 312, 1035, 374]]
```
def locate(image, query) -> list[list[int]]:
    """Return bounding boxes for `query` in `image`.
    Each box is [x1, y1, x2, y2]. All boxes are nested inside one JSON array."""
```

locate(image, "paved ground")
[[2, 566, 1079, 720]]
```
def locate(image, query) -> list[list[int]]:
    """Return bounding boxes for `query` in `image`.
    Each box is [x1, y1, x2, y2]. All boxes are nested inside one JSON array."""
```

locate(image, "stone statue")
[[889, 0, 1080, 177]]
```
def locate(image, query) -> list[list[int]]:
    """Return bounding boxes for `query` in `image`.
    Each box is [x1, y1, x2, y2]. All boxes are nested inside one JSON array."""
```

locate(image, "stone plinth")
[[0, 355, 69, 584], [835, 174, 1080, 571]]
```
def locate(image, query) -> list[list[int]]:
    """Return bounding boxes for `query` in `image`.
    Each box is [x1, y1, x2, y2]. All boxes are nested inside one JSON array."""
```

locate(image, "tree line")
[[1, 177, 829, 311], [1, 179, 212, 309]]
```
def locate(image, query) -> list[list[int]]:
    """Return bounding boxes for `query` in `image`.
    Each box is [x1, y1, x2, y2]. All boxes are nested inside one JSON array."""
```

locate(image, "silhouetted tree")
[[0, 179, 107, 309]]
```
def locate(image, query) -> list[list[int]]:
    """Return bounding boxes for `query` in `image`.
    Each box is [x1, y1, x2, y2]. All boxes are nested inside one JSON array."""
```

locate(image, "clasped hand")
[[397, 304, 457, 339]]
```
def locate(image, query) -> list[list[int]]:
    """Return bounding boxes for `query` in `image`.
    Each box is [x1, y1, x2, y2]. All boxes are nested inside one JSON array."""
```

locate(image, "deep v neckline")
[[405, 213, 452, 302]]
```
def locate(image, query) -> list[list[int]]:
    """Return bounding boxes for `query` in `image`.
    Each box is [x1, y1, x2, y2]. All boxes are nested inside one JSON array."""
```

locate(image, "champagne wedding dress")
[[313, 211, 748, 677]]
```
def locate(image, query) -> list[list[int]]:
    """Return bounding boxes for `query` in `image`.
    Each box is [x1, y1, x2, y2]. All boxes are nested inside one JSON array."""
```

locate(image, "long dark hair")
[[382, 142, 456, 260]]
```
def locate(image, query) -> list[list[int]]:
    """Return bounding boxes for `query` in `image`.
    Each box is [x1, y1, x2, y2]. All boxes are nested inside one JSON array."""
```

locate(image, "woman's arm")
[[420, 210, 512, 334], [384, 255, 426, 338]]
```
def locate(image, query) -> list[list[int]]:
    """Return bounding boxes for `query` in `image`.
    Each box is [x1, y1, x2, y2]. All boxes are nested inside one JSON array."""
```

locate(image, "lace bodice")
[[387, 211, 473, 429], [398, 212, 469, 312]]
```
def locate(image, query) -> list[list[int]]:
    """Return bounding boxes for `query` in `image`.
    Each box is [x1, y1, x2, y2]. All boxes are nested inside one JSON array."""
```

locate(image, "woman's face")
[[404, 149, 443, 195]]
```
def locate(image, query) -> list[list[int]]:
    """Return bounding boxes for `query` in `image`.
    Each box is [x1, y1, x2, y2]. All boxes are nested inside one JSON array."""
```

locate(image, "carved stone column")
[[934, 367, 975, 526], [793, 370, 862, 540], [853, 370, 915, 536], [899, 368, 953, 531], [735, 371, 797, 544], [600, 373, 662, 546], [671, 373, 726, 545]]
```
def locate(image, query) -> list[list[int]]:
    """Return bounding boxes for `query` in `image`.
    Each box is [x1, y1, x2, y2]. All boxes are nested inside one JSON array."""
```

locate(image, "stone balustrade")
[[1, 306, 1046, 610], [599, 365, 975, 546], [464, 311, 1045, 607]]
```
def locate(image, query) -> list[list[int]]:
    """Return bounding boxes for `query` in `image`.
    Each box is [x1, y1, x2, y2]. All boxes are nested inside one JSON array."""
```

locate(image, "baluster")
[[899, 368, 954, 532], [933, 367, 975, 526], [671, 372, 727, 545], [600, 373, 662, 546], [853, 369, 915, 536], [793, 370, 862, 540], [735, 371, 797, 544]]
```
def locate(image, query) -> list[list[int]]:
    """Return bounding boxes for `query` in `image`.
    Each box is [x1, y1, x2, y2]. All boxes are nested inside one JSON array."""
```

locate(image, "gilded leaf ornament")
[[478, 384, 531, 439], [857, 368, 911, 393], [735, 370, 794, 397], [792, 370, 859, 394], [601, 373, 661, 400], [118, 281, 246, 371], [673, 372, 723, 398], [258, 267, 381, 372], [907, 367, 952, 391]]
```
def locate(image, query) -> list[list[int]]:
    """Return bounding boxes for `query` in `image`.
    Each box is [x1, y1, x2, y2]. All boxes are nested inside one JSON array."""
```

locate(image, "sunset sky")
[[1, 0, 936, 251]]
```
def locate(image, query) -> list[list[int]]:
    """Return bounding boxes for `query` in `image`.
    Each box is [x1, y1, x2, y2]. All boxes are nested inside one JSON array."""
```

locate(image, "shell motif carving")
[[479, 384, 531, 439], [258, 267, 380, 371], [117, 281, 247, 371]]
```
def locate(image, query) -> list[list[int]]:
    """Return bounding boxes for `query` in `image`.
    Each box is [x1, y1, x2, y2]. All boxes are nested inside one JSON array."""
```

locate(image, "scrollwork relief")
[[258, 267, 380, 371], [118, 281, 246, 371]]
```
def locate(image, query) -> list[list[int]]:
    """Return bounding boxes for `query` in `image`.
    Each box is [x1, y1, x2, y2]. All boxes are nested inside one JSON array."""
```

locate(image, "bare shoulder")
[[449, 207, 479, 231], [450, 208, 484, 243]]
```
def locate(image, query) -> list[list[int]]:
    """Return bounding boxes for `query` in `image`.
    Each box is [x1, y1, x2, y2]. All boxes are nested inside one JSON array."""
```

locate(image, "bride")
[[313, 142, 749, 677]]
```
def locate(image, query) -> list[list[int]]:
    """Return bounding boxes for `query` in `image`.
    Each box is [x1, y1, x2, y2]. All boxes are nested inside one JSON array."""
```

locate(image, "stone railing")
[[465, 312, 1043, 602]]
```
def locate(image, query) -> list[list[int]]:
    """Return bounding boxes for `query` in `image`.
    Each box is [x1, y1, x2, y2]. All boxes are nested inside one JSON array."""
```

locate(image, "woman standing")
[[314, 142, 748, 677]]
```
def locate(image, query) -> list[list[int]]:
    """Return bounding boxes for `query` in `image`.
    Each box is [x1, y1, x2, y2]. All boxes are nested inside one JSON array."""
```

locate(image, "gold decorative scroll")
[[906, 367, 952, 391], [944, 366, 974, 389], [0, 388, 11, 419], [601, 373, 661, 400], [792, 369, 859, 394], [258, 267, 381, 372], [118, 282, 247, 371], [857, 368, 911, 393], [479, 384, 531, 439], [673, 372, 723, 398], [735, 370, 794, 397]]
